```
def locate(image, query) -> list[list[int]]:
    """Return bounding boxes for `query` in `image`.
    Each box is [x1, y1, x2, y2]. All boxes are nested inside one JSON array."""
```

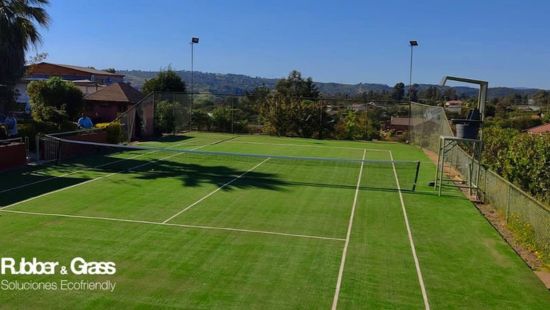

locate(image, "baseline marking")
[[162, 157, 271, 223], [0, 209, 344, 242], [331, 148, 366, 310], [225, 140, 388, 152], [0, 139, 198, 194], [1, 139, 226, 210], [389, 150, 430, 310]]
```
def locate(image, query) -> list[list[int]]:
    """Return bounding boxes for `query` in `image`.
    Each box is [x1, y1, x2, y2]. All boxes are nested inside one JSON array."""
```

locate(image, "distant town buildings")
[[444, 100, 463, 113]]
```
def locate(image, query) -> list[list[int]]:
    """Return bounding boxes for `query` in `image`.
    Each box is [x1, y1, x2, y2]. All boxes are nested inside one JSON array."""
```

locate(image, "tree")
[[409, 83, 419, 102], [420, 86, 440, 105], [153, 100, 176, 134], [142, 68, 186, 95], [442, 87, 457, 101], [274, 70, 319, 100], [103, 68, 116, 73], [27, 77, 83, 124], [0, 0, 50, 111], [391, 82, 405, 102], [260, 70, 322, 137], [335, 110, 361, 140], [533, 90, 550, 116]]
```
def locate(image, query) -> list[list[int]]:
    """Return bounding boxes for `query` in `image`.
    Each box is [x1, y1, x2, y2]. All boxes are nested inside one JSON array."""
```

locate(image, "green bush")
[[483, 126, 550, 204], [482, 126, 519, 175], [27, 77, 84, 124], [17, 120, 77, 151], [154, 100, 176, 135], [96, 122, 122, 144]]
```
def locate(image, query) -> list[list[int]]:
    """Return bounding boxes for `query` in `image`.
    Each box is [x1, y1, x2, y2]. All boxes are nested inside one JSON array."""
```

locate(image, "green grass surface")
[[0, 132, 548, 309]]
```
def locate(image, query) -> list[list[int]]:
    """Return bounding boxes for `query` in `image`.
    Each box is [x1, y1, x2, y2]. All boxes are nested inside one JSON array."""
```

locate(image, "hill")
[[118, 69, 544, 99]]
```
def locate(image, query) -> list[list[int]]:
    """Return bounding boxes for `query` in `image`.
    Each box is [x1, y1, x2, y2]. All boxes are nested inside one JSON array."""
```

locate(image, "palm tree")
[[0, 0, 49, 109]]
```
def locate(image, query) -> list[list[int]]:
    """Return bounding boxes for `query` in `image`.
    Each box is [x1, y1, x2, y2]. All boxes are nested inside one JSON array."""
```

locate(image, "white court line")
[[0, 139, 198, 194], [389, 150, 430, 310], [331, 148, 366, 310], [225, 140, 388, 152], [1, 139, 226, 210], [162, 157, 271, 223], [0, 209, 344, 242]]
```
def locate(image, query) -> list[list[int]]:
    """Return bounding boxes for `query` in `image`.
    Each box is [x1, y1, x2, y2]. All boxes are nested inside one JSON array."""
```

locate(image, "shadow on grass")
[[133, 159, 288, 191], [1, 149, 463, 208], [155, 135, 193, 143], [0, 153, 289, 207]]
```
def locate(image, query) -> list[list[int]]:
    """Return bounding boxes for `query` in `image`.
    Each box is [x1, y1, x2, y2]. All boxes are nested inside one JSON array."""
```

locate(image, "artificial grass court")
[[0, 132, 548, 309]]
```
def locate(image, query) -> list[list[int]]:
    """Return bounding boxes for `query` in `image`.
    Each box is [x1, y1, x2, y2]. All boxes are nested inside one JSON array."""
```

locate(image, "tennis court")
[[0, 132, 548, 308]]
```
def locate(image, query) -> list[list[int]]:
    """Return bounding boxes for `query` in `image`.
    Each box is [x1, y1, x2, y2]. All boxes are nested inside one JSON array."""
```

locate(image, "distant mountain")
[[118, 69, 545, 99]]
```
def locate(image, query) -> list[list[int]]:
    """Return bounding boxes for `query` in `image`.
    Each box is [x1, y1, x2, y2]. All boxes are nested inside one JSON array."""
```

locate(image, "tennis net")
[[40, 136, 421, 192]]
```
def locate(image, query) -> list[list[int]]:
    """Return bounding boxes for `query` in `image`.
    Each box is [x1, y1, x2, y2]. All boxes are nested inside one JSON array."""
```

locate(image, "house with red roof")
[[84, 82, 144, 123], [15, 62, 125, 113]]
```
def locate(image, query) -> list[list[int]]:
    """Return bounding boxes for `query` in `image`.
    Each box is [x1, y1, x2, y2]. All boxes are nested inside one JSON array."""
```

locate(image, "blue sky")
[[34, 0, 550, 88]]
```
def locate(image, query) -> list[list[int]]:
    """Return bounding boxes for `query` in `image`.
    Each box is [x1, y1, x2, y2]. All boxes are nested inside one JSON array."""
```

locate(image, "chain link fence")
[[117, 92, 407, 142], [412, 102, 550, 261]]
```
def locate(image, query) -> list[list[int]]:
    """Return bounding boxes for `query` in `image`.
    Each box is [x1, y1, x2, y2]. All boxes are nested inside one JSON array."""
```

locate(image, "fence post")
[[483, 169, 487, 203], [506, 185, 511, 223]]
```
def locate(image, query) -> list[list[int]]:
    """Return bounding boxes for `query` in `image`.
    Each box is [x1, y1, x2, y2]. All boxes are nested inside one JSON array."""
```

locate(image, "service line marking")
[[331, 148, 366, 310], [389, 150, 430, 310], [0, 209, 344, 242]]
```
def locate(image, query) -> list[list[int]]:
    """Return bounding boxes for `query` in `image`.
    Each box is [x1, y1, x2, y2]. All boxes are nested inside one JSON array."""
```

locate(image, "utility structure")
[[408, 40, 418, 143], [434, 76, 488, 199], [190, 37, 199, 130]]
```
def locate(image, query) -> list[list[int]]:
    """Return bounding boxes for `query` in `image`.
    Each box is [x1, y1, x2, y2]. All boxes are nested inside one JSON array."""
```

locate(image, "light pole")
[[408, 40, 418, 143], [190, 37, 199, 130]]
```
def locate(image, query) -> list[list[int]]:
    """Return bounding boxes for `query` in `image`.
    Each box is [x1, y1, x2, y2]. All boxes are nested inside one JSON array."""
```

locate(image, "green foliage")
[[192, 110, 212, 131], [335, 110, 360, 140], [27, 77, 83, 124], [274, 70, 319, 99], [391, 83, 405, 101], [507, 213, 549, 264], [260, 71, 331, 138], [483, 126, 550, 203], [17, 119, 77, 151], [0, 0, 49, 110], [142, 68, 186, 95], [486, 115, 542, 131], [210, 106, 248, 133], [482, 126, 519, 175], [334, 110, 379, 141], [504, 133, 550, 203], [153, 100, 177, 135], [96, 122, 122, 144]]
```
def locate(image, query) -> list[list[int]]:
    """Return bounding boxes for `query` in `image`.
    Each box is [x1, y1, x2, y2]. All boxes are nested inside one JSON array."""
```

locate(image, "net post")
[[412, 160, 421, 191]]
